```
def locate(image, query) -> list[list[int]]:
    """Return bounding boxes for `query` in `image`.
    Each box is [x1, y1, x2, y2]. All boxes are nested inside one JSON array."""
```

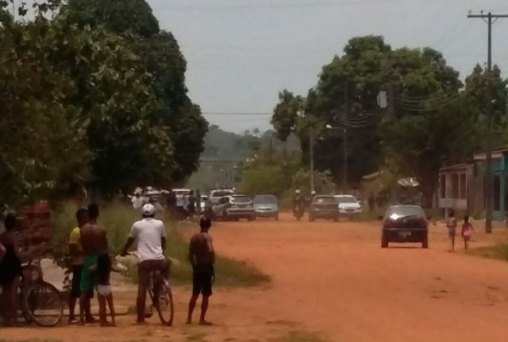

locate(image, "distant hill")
[[186, 125, 301, 191]]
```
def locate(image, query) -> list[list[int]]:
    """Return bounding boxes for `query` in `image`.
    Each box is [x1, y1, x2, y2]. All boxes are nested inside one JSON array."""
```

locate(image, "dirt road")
[[4, 214, 508, 341]]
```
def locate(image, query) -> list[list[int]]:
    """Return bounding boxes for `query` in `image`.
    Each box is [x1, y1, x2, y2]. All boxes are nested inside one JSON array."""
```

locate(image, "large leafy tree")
[[66, 0, 159, 37], [65, 0, 208, 185], [272, 36, 475, 204], [0, 12, 88, 206], [0, 1, 178, 205]]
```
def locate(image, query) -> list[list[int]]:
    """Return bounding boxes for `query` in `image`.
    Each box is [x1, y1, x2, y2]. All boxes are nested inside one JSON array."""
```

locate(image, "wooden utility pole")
[[468, 11, 508, 233]]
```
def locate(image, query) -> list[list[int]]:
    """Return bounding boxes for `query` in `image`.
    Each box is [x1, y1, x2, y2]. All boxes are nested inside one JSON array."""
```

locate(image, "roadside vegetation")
[[471, 243, 508, 262]]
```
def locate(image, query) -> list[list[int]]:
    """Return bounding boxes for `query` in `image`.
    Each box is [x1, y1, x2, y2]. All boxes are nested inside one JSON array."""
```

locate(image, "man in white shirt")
[[131, 193, 145, 210], [121, 204, 169, 324]]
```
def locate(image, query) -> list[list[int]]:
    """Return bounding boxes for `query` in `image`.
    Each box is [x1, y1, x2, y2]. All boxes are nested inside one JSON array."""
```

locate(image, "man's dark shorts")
[[70, 265, 93, 299], [193, 264, 214, 297]]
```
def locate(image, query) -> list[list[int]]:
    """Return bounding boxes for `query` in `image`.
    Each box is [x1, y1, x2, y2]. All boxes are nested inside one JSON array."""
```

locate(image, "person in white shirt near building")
[[121, 204, 170, 324]]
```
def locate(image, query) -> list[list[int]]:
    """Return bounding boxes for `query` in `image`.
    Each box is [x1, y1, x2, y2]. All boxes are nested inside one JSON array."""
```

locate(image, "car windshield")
[[386, 206, 424, 219], [232, 196, 251, 203], [335, 196, 358, 203], [313, 196, 337, 204], [212, 190, 233, 197], [253, 195, 277, 204]]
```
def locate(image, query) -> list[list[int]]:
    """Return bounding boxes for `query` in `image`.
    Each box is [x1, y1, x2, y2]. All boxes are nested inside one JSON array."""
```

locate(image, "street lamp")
[[326, 124, 348, 190]]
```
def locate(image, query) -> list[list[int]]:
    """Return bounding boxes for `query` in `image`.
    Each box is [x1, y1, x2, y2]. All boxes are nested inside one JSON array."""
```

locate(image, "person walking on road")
[[446, 210, 458, 252], [461, 215, 474, 253], [187, 216, 215, 325], [121, 203, 169, 324]]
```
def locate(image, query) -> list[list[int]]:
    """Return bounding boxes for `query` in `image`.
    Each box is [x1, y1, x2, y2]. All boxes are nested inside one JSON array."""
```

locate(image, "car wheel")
[[422, 236, 429, 249], [247, 216, 255, 221], [275, 214, 279, 221], [381, 234, 388, 248]]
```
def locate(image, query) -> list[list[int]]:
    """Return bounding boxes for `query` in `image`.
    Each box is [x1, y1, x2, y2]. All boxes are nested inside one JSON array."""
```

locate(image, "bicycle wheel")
[[153, 278, 174, 326], [23, 281, 63, 327]]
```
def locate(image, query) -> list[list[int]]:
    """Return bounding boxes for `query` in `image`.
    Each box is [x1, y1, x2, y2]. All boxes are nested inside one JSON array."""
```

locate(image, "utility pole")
[[468, 11, 508, 233], [343, 127, 348, 191], [309, 125, 315, 193]]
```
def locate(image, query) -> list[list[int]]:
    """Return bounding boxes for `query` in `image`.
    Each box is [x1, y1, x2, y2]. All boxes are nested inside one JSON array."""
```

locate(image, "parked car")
[[212, 194, 256, 221], [381, 205, 428, 248], [209, 189, 234, 205], [309, 195, 340, 222], [253, 194, 279, 220], [334, 195, 362, 217]]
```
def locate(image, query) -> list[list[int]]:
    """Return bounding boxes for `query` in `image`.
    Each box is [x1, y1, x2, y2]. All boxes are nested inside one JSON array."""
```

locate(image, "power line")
[[156, 0, 400, 11]]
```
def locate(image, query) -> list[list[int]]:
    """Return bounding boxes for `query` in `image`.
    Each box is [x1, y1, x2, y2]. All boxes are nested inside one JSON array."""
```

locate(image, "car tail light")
[[383, 219, 392, 228], [418, 218, 428, 228]]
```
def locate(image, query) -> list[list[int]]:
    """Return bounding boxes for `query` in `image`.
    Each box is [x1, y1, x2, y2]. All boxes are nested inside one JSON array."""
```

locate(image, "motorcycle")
[[293, 203, 304, 221]]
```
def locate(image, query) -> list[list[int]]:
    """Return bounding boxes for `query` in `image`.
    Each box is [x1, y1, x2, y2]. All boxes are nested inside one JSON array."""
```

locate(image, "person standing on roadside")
[[79, 203, 107, 325], [461, 215, 474, 253], [121, 203, 169, 324], [187, 216, 215, 325], [188, 190, 196, 218], [68, 208, 95, 324], [446, 210, 458, 253], [0, 213, 22, 326], [196, 190, 202, 214], [132, 192, 144, 211]]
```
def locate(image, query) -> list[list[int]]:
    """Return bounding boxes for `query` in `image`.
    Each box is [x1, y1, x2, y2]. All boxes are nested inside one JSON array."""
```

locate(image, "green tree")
[[67, 0, 159, 37], [0, 15, 89, 206], [271, 90, 304, 142], [65, 0, 208, 185]]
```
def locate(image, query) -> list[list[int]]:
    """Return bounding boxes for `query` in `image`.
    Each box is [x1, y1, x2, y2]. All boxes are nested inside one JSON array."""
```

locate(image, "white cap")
[[295, 189, 300, 194], [142, 203, 155, 216]]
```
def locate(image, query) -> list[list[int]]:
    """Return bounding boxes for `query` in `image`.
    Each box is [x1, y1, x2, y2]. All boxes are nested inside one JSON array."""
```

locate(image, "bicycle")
[[119, 253, 174, 326], [147, 264, 174, 326], [19, 258, 64, 327]]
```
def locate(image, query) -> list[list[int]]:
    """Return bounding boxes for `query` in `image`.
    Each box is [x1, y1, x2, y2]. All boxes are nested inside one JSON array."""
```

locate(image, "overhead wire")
[[156, 0, 401, 11]]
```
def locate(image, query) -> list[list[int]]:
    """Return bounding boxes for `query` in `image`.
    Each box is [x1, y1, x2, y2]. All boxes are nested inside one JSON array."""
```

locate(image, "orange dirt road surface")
[[4, 213, 508, 342]]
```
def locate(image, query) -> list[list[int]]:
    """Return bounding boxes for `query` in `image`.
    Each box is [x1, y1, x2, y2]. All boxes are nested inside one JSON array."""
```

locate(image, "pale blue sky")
[[147, 0, 508, 133]]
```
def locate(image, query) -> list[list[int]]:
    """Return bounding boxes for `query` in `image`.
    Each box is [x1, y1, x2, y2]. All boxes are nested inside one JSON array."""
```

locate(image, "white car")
[[209, 189, 234, 205], [334, 195, 363, 216]]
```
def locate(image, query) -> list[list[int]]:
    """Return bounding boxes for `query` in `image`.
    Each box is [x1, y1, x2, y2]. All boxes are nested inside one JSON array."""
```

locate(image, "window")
[[451, 174, 459, 199], [459, 173, 467, 199]]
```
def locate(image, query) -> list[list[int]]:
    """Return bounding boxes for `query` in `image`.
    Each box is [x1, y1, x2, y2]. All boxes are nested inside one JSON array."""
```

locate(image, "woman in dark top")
[[0, 212, 22, 326]]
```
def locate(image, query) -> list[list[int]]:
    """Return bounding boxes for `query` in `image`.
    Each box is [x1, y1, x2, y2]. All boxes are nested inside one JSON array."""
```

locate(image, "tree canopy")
[[0, 0, 206, 206], [272, 35, 508, 205]]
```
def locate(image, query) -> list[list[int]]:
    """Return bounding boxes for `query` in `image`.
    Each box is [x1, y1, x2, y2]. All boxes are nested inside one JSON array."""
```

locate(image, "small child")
[[461, 215, 474, 253], [96, 253, 116, 327], [446, 210, 457, 252]]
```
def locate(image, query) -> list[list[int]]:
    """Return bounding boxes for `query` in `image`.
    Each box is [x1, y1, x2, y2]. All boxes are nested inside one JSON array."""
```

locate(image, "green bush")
[[472, 243, 508, 261]]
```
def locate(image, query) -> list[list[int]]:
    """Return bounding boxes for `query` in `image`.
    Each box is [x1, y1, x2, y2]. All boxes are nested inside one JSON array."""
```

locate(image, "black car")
[[309, 195, 339, 222], [381, 205, 428, 248]]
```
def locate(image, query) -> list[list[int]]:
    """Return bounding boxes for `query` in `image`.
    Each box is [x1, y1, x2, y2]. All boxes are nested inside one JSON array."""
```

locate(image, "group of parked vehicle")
[[295, 194, 364, 222], [206, 190, 279, 221]]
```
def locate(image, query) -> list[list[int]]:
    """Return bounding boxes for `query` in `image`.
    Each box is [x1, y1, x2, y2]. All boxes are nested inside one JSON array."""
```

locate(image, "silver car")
[[212, 194, 256, 221], [253, 195, 279, 220]]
